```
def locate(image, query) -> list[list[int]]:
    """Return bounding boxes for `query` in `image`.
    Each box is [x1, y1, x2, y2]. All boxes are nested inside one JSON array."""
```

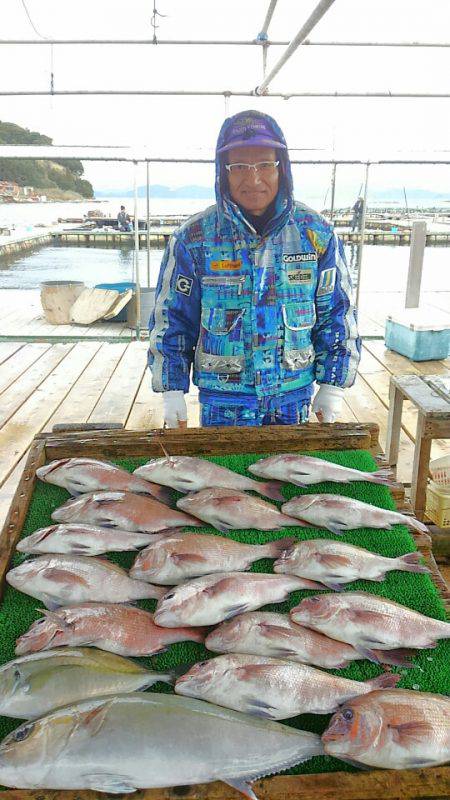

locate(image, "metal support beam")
[[146, 161, 151, 288], [2, 89, 449, 99], [255, 0, 337, 95], [1, 39, 449, 47], [355, 162, 370, 310], [133, 162, 141, 339], [405, 221, 427, 308], [329, 163, 337, 221], [258, 1, 279, 40]]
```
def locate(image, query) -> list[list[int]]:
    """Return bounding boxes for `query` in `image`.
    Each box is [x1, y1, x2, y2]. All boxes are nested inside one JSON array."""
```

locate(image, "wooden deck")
[[0, 338, 449, 536], [0, 288, 449, 340]]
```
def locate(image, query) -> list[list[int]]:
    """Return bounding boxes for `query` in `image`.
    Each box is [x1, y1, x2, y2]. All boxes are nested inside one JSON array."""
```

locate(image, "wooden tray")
[[0, 422, 449, 800]]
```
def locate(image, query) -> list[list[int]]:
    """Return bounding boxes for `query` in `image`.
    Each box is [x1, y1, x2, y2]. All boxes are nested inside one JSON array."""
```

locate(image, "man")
[[350, 197, 364, 232], [117, 205, 132, 232], [148, 110, 360, 428]]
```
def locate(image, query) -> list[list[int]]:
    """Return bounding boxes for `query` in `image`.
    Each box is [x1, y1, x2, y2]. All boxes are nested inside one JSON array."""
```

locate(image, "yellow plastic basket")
[[429, 455, 450, 490], [426, 480, 450, 528]]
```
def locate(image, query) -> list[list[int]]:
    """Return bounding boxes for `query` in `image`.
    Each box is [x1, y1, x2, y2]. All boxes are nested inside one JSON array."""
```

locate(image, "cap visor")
[[218, 136, 287, 154]]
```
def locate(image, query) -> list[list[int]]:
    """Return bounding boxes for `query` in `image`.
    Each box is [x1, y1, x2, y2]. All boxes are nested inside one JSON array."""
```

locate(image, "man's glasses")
[[225, 161, 280, 176]]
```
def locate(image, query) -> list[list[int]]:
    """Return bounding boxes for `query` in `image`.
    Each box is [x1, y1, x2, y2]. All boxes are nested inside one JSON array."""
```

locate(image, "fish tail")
[[254, 480, 286, 502], [396, 551, 430, 574], [366, 672, 401, 690], [368, 468, 397, 487], [405, 515, 429, 534], [263, 537, 297, 559], [369, 648, 416, 668]]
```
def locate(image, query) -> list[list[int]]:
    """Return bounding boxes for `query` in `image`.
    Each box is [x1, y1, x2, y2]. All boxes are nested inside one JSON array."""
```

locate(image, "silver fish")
[[134, 455, 285, 501], [37, 457, 171, 503], [130, 532, 295, 584], [17, 524, 167, 556], [6, 554, 165, 609], [205, 611, 364, 669], [154, 571, 324, 627], [323, 689, 450, 770], [175, 654, 399, 719], [281, 494, 428, 535], [0, 647, 174, 719], [274, 539, 430, 590], [249, 454, 394, 487], [291, 591, 450, 665], [176, 488, 301, 533], [52, 490, 201, 533], [0, 693, 323, 795]]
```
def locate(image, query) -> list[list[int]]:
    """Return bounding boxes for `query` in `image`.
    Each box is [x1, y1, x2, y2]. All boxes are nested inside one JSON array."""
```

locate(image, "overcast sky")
[[1, 0, 450, 202]]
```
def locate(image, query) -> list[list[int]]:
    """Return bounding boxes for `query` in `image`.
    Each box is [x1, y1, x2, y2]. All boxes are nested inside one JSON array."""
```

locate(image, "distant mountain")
[[369, 187, 450, 202], [96, 184, 215, 199]]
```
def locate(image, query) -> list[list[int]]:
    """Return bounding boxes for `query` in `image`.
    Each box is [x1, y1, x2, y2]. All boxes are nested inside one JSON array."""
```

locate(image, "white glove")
[[312, 384, 344, 423], [163, 391, 187, 428]]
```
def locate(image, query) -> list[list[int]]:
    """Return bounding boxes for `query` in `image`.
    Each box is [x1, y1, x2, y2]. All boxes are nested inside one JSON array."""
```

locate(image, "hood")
[[215, 110, 294, 233]]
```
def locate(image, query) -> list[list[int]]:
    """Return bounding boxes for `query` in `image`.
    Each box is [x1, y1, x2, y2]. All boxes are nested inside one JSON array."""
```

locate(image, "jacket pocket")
[[196, 307, 245, 374], [282, 301, 316, 371]]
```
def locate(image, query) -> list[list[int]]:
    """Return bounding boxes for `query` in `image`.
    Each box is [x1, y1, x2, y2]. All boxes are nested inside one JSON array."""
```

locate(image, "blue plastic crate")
[[385, 312, 450, 361], [95, 282, 135, 322]]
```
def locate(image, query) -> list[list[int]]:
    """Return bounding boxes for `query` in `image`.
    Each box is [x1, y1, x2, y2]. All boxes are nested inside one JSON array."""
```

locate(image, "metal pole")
[[330, 163, 337, 222], [255, 0, 337, 94], [354, 162, 370, 310], [1, 38, 449, 47], [3, 89, 450, 98], [405, 221, 427, 308], [258, 0, 279, 39], [133, 161, 141, 339], [146, 161, 151, 288]]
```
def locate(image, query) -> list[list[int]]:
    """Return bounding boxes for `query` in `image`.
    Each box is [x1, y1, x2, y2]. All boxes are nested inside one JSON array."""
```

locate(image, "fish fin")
[[83, 774, 136, 794], [325, 521, 347, 536], [396, 552, 430, 574], [224, 604, 252, 620], [320, 581, 346, 592], [389, 721, 435, 746], [204, 577, 236, 597], [259, 623, 295, 641], [347, 609, 389, 627], [41, 594, 63, 611], [41, 568, 89, 587], [256, 481, 286, 502], [12, 669, 31, 695], [366, 673, 401, 690], [224, 778, 258, 800], [213, 521, 233, 533], [268, 646, 298, 658], [368, 468, 396, 487], [406, 516, 429, 534], [171, 552, 208, 565], [317, 553, 351, 568], [242, 696, 278, 720], [77, 699, 113, 737], [40, 607, 68, 626], [371, 648, 415, 668], [235, 664, 275, 681]]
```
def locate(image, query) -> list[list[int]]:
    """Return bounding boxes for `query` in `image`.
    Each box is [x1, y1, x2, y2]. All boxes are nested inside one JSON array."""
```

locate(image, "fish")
[[291, 591, 450, 666], [154, 572, 324, 628], [249, 454, 394, 488], [0, 647, 175, 720], [134, 455, 285, 501], [16, 524, 169, 556], [37, 457, 172, 504], [175, 654, 400, 719], [15, 603, 206, 657], [274, 539, 430, 590], [130, 532, 296, 584], [205, 611, 366, 669], [176, 488, 301, 533], [51, 490, 202, 533], [6, 554, 165, 609], [323, 689, 450, 770], [281, 494, 429, 535], [0, 693, 323, 796]]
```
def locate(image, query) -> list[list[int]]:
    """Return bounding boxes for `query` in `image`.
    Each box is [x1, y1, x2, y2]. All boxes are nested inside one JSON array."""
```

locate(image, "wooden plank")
[[0, 341, 101, 486], [363, 339, 420, 376], [88, 342, 148, 425], [358, 345, 386, 375], [0, 342, 23, 366], [0, 343, 51, 395], [46, 342, 129, 430], [0, 456, 26, 535], [0, 343, 75, 428], [394, 374, 450, 416]]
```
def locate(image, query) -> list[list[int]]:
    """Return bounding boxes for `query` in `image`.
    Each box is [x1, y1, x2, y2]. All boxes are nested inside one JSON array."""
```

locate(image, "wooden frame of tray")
[[0, 422, 449, 800]]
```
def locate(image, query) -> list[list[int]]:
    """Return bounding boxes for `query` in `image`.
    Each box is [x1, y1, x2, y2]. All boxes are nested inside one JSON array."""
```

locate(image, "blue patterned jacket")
[[148, 112, 360, 396]]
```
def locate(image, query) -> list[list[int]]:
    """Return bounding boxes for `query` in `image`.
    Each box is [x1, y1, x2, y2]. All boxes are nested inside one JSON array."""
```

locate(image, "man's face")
[[226, 146, 279, 217]]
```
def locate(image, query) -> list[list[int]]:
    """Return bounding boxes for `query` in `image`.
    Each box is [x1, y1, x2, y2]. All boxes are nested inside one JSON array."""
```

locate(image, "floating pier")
[[52, 227, 176, 248]]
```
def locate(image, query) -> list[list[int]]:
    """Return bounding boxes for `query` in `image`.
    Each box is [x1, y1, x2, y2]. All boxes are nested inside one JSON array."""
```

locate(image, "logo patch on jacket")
[[317, 268, 336, 296], [210, 259, 242, 271], [283, 253, 317, 264], [287, 269, 313, 285], [175, 275, 193, 296]]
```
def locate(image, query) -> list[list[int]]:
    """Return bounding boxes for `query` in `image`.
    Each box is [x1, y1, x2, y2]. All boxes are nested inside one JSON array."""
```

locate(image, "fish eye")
[[14, 668, 21, 680], [13, 723, 35, 742], [195, 660, 208, 668], [164, 592, 175, 600], [309, 597, 321, 604], [343, 709, 354, 721]]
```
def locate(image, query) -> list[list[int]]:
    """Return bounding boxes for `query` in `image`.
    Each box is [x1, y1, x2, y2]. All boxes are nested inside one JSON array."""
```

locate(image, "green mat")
[[0, 449, 448, 778]]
